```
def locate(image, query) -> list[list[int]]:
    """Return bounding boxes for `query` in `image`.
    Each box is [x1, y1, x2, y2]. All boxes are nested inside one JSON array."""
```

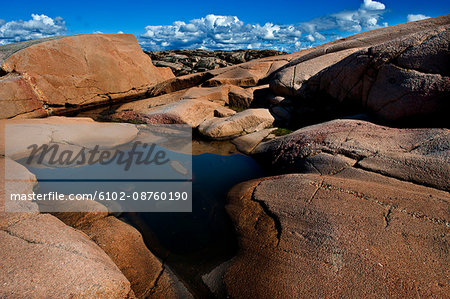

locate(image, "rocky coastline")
[[146, 49, 286, 76], [1, 15, 449, 298]]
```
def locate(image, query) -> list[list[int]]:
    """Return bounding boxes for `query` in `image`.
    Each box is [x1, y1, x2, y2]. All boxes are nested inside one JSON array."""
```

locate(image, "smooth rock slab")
[[232, 128, 277, 155], [203, 60, 276, 87], [1, 117, 139, 160], [115, 98, 235, 127], [220, 172, 450, 298], [0, 157, 38, 227], [199, 108, 275, 140]]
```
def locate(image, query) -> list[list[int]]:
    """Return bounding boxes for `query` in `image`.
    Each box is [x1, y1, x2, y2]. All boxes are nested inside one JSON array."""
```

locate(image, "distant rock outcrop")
[[146, 49, 286, 76]]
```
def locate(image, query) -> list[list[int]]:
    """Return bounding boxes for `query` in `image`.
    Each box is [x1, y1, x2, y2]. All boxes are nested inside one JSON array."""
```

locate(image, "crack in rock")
[[2, 227, 92, 260], [144, 260, 166, 297], [250, 182, 283, 246]]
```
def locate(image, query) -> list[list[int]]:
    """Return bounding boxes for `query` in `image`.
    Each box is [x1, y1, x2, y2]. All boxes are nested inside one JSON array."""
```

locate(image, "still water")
[[21, 147, 266, 297]]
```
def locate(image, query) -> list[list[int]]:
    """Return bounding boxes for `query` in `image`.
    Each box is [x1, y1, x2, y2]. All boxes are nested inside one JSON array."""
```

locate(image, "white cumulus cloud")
[[0, 14, 66, 45], [407, 14, 431, 22], [361, 0, 385, 10], [139, 0, 387, 52]]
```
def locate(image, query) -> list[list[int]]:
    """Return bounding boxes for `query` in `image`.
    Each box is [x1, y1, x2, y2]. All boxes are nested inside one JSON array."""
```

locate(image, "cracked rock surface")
[[218, 171, 449, 298]]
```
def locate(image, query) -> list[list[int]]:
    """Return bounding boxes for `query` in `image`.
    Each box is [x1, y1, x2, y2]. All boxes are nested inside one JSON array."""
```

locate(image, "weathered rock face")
[[219, 172, 449, 298], [268, 16, 450, 125], [146, 49, 286, 76], [304, 26, 449, 124], [253, 119, 450, 191], [0, 213, 136, 298], [269, 48, 361, 97], [0, 34, 174, 119], [72, 215, 192, 298]]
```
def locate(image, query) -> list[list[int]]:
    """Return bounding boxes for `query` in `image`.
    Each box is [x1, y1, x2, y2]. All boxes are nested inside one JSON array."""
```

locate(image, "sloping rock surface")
[[296, 25, 450, 124], [0, 213, 136, 298], [72, 215, 192, 298], [269, 48, 361, 97], [221, 172, 449, 298]]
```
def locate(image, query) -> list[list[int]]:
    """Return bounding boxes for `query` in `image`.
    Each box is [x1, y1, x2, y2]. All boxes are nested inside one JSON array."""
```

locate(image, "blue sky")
[[1, 0, 449, 52]]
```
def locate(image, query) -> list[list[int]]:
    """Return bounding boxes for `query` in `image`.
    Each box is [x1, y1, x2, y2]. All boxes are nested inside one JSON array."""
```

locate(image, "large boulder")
[[253, 119, 450, 191], [264, 15, 450, 126], [0, 212, 135, 298], [269, 14, 450, 82], [216, 171, 450, 298], [294, 24, 450, 124], [0, 34, 174, 119]]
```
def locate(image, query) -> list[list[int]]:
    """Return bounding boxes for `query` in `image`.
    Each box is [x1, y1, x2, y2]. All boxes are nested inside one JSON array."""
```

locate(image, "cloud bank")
[[407, 14, 430, 22], [0, 1, 389, 52], [139, 0, 387, 52], [0, 14, 66, 45]]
